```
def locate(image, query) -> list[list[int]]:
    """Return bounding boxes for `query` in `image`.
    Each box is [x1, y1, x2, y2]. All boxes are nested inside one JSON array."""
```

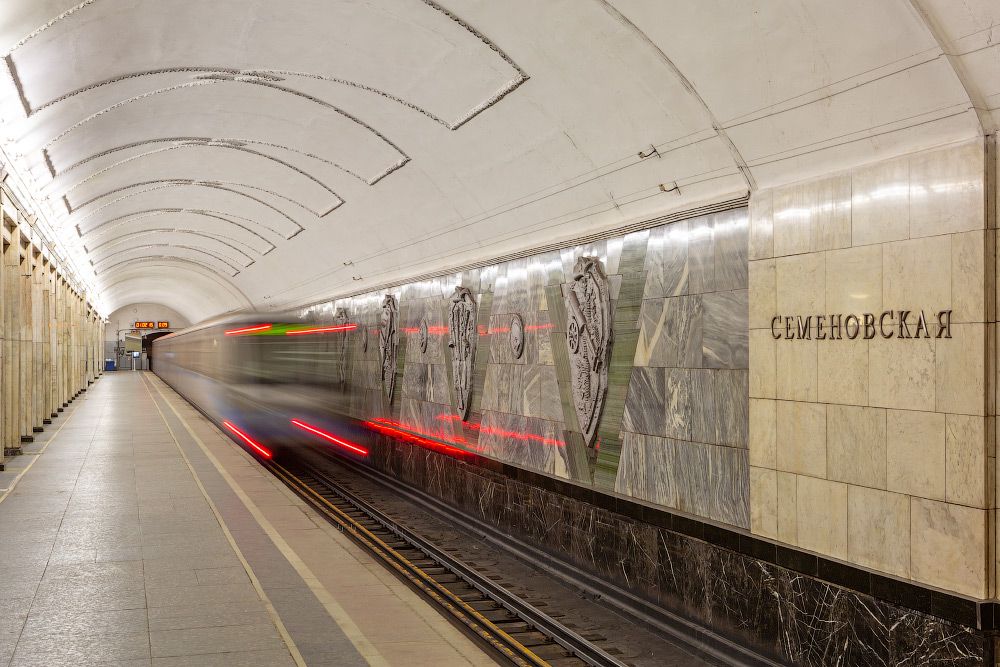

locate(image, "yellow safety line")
[[0, 396, 85, 505], [140, 377, 309, 667], [270, 461, 553, 667], [143, 374, 390, 667]]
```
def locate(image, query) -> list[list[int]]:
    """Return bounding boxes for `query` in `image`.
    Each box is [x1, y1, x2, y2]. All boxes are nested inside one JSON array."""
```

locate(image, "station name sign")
[[770, 310, 952, 340]]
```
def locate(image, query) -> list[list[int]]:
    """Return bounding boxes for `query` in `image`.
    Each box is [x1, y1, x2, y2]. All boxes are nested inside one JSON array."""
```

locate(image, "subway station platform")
[[0, 372, 494, 667]]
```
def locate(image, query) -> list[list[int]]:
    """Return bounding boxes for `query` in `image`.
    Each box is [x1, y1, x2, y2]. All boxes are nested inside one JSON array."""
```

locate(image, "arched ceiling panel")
[[87, 231, 255, 268], [0, 0, 995, 322], [6, 0, 524, 122], [81, 211, 275, 256], [91, 243, 245, 277], [60, 144, 341, 216], [71, 183, 306, 240], [36, 81, 408, 185], [97, 262, 251, 322]]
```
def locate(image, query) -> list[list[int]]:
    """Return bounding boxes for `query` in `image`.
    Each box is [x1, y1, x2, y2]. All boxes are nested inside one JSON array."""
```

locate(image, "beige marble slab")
[[847, 485, 909, 578], [910, 498, 986, 598], [776, 401, 826, 478], [886, 409, 946, 501], [795, 475, 848, 560], [827, 405, 886, 489]]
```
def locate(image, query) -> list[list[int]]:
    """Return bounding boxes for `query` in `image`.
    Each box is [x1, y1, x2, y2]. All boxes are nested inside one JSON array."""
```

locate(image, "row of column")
[[0, 198, 103, 467]]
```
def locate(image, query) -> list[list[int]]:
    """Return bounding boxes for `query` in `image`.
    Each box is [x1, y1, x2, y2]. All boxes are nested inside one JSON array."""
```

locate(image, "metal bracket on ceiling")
[[659, 182, 680, 195], [352, 276, 362, 281], [637, 144, 660, 159]]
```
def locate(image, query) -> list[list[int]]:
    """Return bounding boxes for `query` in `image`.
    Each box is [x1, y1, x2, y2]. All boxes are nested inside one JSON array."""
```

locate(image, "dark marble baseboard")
[[366, 433, 996, 666]]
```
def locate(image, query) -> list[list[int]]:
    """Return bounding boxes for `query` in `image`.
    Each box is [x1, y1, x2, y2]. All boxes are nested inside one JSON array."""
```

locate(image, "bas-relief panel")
[[300, 207, 751, 525]]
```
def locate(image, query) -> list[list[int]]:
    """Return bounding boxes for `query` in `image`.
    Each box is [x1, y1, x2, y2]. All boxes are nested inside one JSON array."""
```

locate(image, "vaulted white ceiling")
[[1, 0, 997, 322]]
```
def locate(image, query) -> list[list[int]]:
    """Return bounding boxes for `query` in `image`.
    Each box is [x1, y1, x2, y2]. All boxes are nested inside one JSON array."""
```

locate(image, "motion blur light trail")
[[291, 419, 368, 455], [224, 324, 272, 335], [365, 418, 482, 456], [223, 421, 273, 458], [286, 324, 358, 335]]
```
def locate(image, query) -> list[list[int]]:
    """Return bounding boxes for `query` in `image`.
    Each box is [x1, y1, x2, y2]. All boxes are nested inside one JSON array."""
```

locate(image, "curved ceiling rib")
[[79, 210, 277, 253], [92, 245, 245, 276], [60, 143, 342, 215], [6, 0, 527, 125], [56, 137, 382, 187], [74, 185, 304, 238], [25, 66, 514, 131], [86, 230, 256, 265], [37, 78, 410, 185], [67, 178, 318, 219]]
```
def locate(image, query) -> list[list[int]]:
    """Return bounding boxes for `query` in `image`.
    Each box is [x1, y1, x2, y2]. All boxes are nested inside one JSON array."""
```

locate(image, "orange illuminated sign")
[[135, 322, 155, 328], [157, 322, 169, 328]]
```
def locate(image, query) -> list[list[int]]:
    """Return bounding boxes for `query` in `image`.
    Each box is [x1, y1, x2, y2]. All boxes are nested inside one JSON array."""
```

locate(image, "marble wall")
[[617, 209, 750, 528], [748, 138, 992, 599], [308, 207, 751, 528]]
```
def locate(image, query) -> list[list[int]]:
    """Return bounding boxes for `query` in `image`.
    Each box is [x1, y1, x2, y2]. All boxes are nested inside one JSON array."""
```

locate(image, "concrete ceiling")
[[1, 0, 996, 323]]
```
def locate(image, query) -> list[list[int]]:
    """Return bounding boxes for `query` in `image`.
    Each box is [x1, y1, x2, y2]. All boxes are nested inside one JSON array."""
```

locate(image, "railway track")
[[264, 457, 631, 667]]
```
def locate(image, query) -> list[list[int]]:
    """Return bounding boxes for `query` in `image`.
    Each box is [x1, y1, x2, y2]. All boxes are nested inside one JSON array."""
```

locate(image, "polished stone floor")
[[0, 372, 494, 667]]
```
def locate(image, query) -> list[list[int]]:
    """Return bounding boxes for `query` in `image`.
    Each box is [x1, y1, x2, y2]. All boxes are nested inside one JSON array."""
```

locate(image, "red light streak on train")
[[286, 324, 358, 335], [436, 414, 564, 447], [224, 324, 272, 335], [222, 421, 273, 458], [365, 419, 482, 455], [291, 420, 368, 455]]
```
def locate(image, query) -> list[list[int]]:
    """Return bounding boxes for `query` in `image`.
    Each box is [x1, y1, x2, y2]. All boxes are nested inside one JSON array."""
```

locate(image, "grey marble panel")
[[616, 432, 678, 508], [621, 367, 665, 437], [671, 439, 711, 518], [618, 229, 650, 275], [687, 216, 716, 294], [702, 290, 749, 369], [526, 256, 550, 312], [526, 310, 553, 366], [709, 446, 750, 529], [401, 362, 429, 400], [712, 210, 749, 291], [401, 397, 423, 433], [540, 251, 566, 287], [496, 364, 525, 416], [605, 236, 625, 275], [480, 363, 501, 412], [689, 369, 717, 445], [715, 369, 749, 448], [504, 258, 531, 315], [643, 221, 689, 299], [521, 364, 542, 418], [664, 369, 693, 441], [667, 295, 703, 369], [634, 299, 677, 368], [539, 366, 563, 423], [429, 364, 450, 405]]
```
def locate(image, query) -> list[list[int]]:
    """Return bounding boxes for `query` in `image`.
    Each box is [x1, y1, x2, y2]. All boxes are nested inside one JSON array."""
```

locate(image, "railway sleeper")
[[491, 620, 531, 634], [505, 631, 553, 647]]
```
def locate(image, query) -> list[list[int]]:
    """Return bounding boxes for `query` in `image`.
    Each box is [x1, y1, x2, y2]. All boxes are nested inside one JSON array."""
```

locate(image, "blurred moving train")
[[153, 313, 381, 460]]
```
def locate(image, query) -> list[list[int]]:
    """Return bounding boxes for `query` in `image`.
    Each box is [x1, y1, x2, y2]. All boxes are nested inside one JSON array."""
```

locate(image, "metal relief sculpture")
[[379, 295, 398, 402], [566, 256, 613, 446], [334, 308, 349, 386], [419, 318, 429, 353], [448, 287, 478, 420], [509, 314, 524, 359]]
